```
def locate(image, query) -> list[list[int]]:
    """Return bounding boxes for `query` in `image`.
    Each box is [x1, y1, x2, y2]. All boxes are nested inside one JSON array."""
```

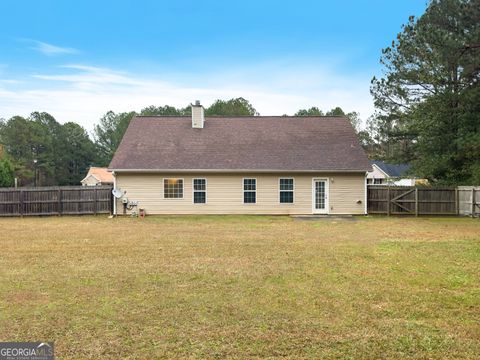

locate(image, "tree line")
[[0, 0, 478, 187], [370, 0, 479, 185], [0, 98, 363, 187]]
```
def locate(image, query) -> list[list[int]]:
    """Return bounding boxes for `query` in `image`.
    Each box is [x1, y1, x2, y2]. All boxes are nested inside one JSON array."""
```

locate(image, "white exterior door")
[[312, 179, 329, 214]]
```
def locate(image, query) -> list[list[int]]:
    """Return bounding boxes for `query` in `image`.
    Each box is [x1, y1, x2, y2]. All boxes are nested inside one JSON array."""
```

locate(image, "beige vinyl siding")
[[81, 175, 100, 186], [114, 172, 366, 215], [366, 164, 388, 181]]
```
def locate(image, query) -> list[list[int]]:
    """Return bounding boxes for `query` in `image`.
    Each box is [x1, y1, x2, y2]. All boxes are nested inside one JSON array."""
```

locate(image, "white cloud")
[[0, 62, 375, 132], [0, 79, 21, 85], [30, 41, 79, 56]]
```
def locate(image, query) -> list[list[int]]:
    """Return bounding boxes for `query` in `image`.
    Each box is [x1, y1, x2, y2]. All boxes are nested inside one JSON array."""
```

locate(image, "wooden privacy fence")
[[368, 186, 459, 216], [0, 186, 113, 217]]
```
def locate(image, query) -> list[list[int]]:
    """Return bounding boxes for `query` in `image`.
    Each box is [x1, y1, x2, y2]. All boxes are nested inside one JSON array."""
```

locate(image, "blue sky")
[[0, 0, 427, 131]]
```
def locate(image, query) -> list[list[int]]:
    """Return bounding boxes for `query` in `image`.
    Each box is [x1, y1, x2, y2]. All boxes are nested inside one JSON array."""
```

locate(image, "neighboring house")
[[81, 167, 114, 186], [367, 160, 422, 186], [108, 101, 371, 215]]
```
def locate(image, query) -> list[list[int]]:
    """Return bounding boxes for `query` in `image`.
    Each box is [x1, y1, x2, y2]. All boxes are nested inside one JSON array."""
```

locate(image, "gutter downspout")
[[113, 171, 117, 216], [364, 172, 368, 215]]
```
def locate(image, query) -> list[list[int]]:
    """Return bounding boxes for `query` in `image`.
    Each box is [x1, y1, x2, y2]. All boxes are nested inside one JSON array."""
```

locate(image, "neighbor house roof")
[[371, 160, 411, 177], [81, 167, 114, 183], [109, 116, 371, 172]]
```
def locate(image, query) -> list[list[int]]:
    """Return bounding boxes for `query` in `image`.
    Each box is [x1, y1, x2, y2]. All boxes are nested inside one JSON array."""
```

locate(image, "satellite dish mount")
[[112, 188, 124, 199]]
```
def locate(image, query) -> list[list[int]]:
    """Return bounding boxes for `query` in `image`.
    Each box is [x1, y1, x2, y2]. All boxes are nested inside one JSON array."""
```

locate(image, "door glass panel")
[[315, 181, 325, 210]]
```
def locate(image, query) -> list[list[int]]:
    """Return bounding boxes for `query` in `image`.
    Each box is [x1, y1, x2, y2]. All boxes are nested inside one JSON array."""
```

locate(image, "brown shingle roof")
[[109, 116, 371, 172]]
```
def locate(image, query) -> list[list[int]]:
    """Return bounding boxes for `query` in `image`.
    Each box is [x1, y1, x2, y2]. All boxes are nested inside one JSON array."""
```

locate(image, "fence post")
[[387, 186, 390, 216], [473, 188, 476, 218], [110, 188, 114, 215], [455, 188, 459, 215], [58, 188, 62, 216], [94, 187, 97, 216], [19, 189, 24, 217], [415, 188, 419, 217]]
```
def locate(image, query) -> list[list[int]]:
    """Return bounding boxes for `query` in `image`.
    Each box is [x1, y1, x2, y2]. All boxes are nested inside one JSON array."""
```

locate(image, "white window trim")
[[192, 178, 207, 204], [242, 177, 257, 204], [278, 177, 295, 204], [163, 177, 185, 199]]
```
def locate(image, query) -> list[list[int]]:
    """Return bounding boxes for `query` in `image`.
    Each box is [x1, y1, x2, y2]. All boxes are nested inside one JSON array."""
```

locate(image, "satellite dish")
[[112, 188, 124, 198]]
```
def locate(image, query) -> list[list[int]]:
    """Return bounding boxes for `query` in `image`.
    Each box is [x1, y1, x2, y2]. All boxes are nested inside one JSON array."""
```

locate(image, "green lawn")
[[0, 216, 479, 359]]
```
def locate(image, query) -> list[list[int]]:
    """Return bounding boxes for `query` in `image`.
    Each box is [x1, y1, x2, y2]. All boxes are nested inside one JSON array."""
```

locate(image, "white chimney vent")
[[191, 100, 204, 129]]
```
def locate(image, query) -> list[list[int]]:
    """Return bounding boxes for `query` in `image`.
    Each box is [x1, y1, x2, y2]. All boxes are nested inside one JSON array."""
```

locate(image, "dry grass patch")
[[0, 216, 479, 358]]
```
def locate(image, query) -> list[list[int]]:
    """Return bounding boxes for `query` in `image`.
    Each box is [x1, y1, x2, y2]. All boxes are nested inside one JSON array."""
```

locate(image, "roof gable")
[[82, 167, 114, 183], [371, 161, 411, 177], [109, 116, 371, 172], [81, 173, 100, 183]]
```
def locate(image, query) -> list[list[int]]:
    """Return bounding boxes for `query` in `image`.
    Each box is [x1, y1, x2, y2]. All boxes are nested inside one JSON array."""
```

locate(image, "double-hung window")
[[164, 178, 183, 198], [243, 178, 256, 204], [279, 178, 294, 203], [193, 178, 206, 204]]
